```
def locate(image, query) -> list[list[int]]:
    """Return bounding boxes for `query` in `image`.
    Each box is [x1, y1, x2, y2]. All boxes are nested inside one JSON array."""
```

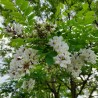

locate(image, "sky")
[[0, 16, 9, 84], [0, 56, 9, 84], [0, 16, 4, 28]]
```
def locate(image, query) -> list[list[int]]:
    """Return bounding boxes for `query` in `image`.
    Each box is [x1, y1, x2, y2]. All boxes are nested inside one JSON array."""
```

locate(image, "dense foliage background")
[[0, 0, 98, 98]]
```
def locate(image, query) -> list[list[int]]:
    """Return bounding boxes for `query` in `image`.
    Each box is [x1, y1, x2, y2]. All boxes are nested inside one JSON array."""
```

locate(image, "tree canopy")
[[0, 0, 98, 98]]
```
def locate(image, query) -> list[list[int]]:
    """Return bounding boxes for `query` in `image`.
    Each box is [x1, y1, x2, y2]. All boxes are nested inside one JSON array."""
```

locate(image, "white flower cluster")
[[6, 23, 23, 35], [68, 52, 84, 77], [68, 48, 97, 77], [9, 46, 39, 79], [0, 37, 10, 50], [48, 36, 97, 77], [79, 48, 97, 64], [0, 37, 14, 58], [22, 78, 35, 91], [48, 36, 71, 68], [13, 23, 23, 35]]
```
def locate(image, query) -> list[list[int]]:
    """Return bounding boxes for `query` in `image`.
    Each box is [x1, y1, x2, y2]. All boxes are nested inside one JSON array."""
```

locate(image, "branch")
[[57, 84, 61, 93], [57, 77, 71, 90], [79, 75, 84, 81], [88, 86, 97, 98], [77, 74, 91, 96], [94, 20, 98, 27], [46, 82, 54, 93], [87, 0, 92, 10], [46, 76, 57, 94]]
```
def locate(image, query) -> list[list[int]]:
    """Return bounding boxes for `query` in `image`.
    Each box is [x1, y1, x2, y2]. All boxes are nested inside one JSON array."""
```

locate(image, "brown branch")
[[57, 84, 61, 93], [87, 0, 92, 10], [77, 74, 91, 96], [46, 77, 60, 98], [88, 86, 97, 98], [94, 20, 98, 27], [46, 82, 54, 93], [57, 77, 71, 90], [79, 75, 84, 81]]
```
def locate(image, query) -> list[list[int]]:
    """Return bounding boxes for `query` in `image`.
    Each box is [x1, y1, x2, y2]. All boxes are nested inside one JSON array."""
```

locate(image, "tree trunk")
[[70, 78, 77, 98], [54, 92, 59, 98]]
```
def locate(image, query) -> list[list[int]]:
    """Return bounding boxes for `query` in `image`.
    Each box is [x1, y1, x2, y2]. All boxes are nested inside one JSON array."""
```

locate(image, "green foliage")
[[45, 51, 57, 66], [0, 0, 98, 98]]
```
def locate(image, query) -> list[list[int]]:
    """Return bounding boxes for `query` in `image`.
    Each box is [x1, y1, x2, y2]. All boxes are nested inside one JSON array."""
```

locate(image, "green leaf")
[[10, 38, 25, 48], [10, 12, 22, 18], [24, 7, 33, 16], [16, 0, 24, 6], [10, 12, 26, 24], [86, 11, 95, 16], [32, 65, 46, 81], [45, 54, 54, 66], [49, 51, 57, 57], [28, 14, 35, 25], [83, 3, 88, 10], [45, 51, 56, 66], [20, 1, 29, 11], [28, 13, 34, 20], [84, 11, 95, 23], [1, 0, 16, 10]]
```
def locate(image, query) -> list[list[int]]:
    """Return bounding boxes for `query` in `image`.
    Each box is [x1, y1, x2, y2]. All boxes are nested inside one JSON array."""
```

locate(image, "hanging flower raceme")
[[6, 23, 23, 36], [68, 52, 85, 77], [9, 46, 39, 79], [48, 36, 97, 77], [13, 23, 23, 35], [48, 36, 71, 68], [0, 37, 14, 58], [79, 48, 97, 64], [68, 48, 97, 77], [0, 37, 10, 49]]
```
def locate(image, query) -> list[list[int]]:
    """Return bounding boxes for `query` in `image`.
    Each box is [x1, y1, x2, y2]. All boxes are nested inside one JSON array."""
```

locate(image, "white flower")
[[67, 52, 84, 77], [48, 36, 71, 68], [48, 36, 63, 47], [13, 23, 23, 35], [79, 48, 97, 64], [9, 46, 39, 79], [60, 60, 68, 68], [68, 48, 97, 77]]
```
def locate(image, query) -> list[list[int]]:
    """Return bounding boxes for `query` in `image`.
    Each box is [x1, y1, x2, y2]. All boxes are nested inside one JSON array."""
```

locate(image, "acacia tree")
[[0, 0, 98, 98]]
